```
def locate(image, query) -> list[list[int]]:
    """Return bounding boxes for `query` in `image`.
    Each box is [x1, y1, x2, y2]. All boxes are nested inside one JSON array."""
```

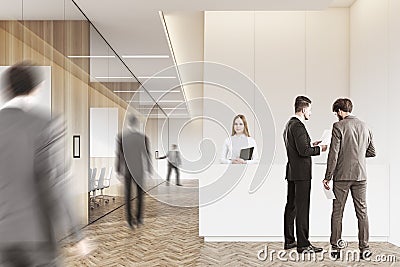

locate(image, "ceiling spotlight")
[[68, 55, 115, 58], [137, 76, 176, 79], [95, 76, 134, 79], [122, 55, 169, 59]]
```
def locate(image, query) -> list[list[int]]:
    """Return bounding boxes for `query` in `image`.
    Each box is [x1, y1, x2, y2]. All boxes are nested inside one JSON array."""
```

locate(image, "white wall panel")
[[305, 9, 350, 164], [255, 12, 306, 164], [388, 0, 400, 246], [90, 108, 118, 157], [202, 8, 389, 241], [204, 12, 255, 163], [350, 0, 388, 164]]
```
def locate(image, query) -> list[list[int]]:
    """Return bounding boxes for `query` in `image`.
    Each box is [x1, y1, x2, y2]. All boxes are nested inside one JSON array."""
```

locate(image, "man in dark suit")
[[323, 98, 376, 259], [116, 115, 152, 228], [283, 96, 327, 253], [158, 144, 182, 186]]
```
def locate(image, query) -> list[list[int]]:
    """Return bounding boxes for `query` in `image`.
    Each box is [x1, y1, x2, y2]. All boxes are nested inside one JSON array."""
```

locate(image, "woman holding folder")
[[220, 114, 259, 164]]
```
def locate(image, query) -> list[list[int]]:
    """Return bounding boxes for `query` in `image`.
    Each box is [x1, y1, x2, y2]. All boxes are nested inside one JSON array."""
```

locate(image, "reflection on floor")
[[61, 180, 400, 266], [89, 196, 124, 224]]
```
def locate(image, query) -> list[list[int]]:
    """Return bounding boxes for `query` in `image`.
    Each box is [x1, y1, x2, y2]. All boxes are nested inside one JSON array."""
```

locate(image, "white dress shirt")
[[220, 134, 259, 164], [1, 95, 33, 111]]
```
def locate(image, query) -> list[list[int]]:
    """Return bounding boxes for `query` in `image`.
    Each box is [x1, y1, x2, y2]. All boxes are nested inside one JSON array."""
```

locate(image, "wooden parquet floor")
[[60, 180, 400, 266]]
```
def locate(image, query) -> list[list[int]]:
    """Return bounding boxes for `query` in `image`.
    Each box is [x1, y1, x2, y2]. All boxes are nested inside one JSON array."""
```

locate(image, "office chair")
[[97, 167, 116, 204], [103, 167, 116, 203], [95, 167, 106, 204], [89, 167, 98, 209]]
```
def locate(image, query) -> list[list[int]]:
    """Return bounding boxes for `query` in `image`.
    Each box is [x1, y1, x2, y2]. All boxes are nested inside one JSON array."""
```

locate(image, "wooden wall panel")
[[0, 20, 130, 226]]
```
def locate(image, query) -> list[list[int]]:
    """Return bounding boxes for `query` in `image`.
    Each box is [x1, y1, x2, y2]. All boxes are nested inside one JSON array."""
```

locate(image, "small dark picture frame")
[[73, 135, 80, 158]]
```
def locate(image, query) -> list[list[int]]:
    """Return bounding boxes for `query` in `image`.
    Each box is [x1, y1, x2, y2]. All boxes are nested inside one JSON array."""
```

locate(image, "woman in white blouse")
[[221, 114, 259, 164]]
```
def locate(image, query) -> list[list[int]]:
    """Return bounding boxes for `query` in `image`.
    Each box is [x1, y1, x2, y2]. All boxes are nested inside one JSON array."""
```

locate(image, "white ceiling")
[[0, 0, 356, 116]]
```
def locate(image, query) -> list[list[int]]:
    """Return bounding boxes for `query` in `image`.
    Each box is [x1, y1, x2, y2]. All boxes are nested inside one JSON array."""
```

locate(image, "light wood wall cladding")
[[0, 20, 129, 225]]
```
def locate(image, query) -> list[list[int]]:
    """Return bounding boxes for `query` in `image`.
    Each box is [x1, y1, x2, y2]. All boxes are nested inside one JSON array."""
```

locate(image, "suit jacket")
[[325, 115, 376, 181], [284, 117, 320, 181], [0, 108, 73, 245], [115, 130, 151, 185], [159, 150, 182, 167]]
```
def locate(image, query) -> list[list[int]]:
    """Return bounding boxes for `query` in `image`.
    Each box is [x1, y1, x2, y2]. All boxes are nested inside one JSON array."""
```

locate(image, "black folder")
[[240, 147, 254, 160]]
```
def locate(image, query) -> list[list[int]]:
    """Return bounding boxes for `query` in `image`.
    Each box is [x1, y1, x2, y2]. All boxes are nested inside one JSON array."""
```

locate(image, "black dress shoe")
[[127, 220, 136, 229], [284, 241, 297, 250], [176, 183, 183, 186], [297, 245, 323, 253], [330, 250, 341, 260], [360, 250, 372, 260]]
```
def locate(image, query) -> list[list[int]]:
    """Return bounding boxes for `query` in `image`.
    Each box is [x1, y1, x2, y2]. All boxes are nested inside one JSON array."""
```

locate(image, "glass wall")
[[0, 0, 167, 225]]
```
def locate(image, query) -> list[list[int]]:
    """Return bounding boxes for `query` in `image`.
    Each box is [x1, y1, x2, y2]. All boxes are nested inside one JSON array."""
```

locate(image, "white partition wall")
[[388, 0, 400, 246], [388, 0, 400, 247], [348, 0, 400, 247], [350, 0, 389, 165], [201, 8, 390, 242], [203, 11, 256, 150], [254, 11, 306, 164]]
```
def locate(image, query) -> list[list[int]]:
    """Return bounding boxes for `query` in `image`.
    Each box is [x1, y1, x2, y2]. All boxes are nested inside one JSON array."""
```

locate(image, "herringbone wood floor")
[[61, 180, 400, 266]]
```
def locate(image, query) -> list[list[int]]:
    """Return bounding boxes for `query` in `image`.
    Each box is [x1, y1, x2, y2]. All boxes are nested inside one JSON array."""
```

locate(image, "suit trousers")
[[125, 175, 144, 223], [166, 163, 180, 185], [284, 180, 311, 247], [330, 180, 369, 250]]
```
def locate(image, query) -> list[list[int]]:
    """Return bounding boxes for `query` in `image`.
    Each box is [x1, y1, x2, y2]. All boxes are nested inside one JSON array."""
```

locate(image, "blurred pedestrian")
[[0, 62, 82, 266], [116, 115, 152, 228], [158, 144, 182, 186]]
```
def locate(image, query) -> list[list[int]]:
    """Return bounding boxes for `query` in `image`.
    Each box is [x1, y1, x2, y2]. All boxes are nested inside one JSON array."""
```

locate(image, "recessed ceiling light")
[[137, 107, 186, 110], [95, 76, 134, 79], [122, 55, 169, 59], [96, 76, 176, 79], [68, 55, 115, 58], [114, 90, 180, 93], [148, 90, 180, 93], [137, 76, 176, 79], [127, 100, 183, 103]]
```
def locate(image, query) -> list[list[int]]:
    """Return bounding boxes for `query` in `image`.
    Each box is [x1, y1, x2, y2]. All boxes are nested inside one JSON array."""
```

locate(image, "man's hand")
[[323, 179, 331, 190], [313, 141, 328, 152], [312, 141, 322, 146]]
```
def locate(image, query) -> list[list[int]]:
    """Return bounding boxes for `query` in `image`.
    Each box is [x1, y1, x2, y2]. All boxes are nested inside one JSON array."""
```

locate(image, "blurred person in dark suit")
[[0, 62, 83, 266], [158, 144, 182, 186], [116, 115, 152, 228]]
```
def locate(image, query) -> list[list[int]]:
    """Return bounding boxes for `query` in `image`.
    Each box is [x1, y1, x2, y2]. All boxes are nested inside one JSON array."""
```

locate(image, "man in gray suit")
[[158, 144, 182, 186], [0, 63, 80, 266], [116, 115, 152, 228], [323, 98, 376, 260]]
